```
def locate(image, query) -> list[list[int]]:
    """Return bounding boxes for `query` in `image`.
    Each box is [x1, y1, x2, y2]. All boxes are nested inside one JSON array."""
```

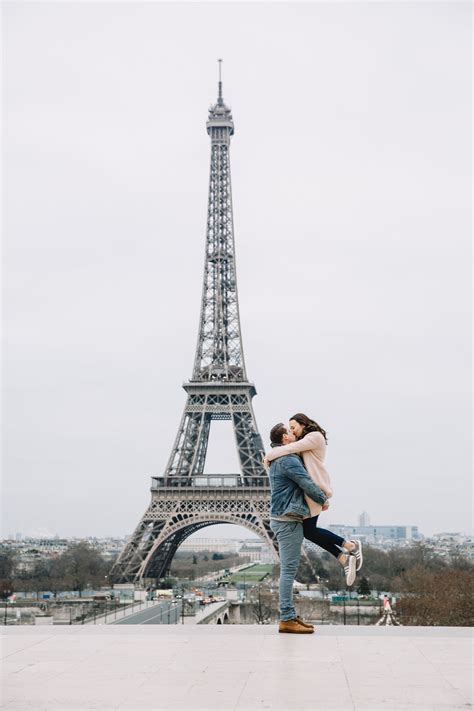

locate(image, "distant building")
[[432, 532, 468, 542], [329, 524, 422, 544], [179, 538, 241, 555], [260, 547, 277, 564], [237, 540, 277, 564], [358, 511, 370, 527], [238, 543, 262, 563], [179, 537, 277, 563], [0, 536, 127, 571], [426, 532, 473, 561]]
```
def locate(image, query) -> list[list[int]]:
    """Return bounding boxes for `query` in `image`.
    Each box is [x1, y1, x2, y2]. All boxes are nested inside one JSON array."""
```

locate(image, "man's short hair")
[[270, 422, 286, 446]]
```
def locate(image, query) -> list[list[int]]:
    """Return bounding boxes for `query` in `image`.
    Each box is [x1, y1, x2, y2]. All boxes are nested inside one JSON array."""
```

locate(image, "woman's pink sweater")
[[266, 431, 333, 517]]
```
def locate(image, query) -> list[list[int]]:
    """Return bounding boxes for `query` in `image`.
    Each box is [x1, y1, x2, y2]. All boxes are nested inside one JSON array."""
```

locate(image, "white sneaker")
[[351, 539, 363, 571], [343, 554, 357, 586]]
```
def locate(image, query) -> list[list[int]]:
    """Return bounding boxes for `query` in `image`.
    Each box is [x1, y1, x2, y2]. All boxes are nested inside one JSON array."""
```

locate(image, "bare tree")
[[250, 585, 273, 624], [395, 566, 474, 626], [0, 548, 16, 599]]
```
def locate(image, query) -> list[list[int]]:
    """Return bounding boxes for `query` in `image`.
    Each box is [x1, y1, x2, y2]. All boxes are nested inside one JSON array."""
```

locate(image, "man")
[[267, 422, 328, 634]]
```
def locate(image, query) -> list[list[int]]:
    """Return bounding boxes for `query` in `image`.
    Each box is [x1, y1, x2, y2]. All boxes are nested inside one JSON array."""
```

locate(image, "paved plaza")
[[1, 625, 472, 710]]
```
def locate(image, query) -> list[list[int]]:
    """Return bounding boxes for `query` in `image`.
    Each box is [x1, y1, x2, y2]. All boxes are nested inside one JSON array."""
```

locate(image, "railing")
[[151, 475, 270, 490]]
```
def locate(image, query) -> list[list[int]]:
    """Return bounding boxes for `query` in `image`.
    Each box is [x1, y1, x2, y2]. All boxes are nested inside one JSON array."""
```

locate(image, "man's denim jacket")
[[268, 452, 327, 519]]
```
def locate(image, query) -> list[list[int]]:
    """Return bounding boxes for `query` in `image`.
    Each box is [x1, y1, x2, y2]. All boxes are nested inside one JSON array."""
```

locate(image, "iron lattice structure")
[[111, 73, 278, 584]]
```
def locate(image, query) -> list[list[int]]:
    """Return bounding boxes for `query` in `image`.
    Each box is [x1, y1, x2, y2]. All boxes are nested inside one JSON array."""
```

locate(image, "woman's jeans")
[[270, 519, 303, 621], [303, 515, 345, 558]]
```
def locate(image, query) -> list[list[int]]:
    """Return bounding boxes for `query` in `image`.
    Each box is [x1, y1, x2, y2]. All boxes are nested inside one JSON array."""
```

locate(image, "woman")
[[265, 412, 363, 586]]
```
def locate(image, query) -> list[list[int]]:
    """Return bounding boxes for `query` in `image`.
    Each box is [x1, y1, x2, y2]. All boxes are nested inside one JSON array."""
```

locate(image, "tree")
[[395, 566, 474, 626], [0, 548, 17, 598], [48, 556, 69, 598], [0, 548, 16, 579], [57, 543, 108, 597], [250, 585, 273, 624], [357, 576, 371, 596], [28, 559, 52, 597]]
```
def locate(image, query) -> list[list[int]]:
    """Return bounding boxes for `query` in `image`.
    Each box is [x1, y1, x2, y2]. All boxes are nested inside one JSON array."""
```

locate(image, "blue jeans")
[[270, 519, 303, 621]]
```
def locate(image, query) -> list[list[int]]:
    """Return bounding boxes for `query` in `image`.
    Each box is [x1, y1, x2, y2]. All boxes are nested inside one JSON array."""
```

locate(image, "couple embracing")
[[265, 413, 363, 634]]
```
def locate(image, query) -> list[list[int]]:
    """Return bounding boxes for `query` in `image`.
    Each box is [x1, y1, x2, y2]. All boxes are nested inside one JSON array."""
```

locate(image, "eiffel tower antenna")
[[218, 58, 223, 105], [111, 69, 277, 585]]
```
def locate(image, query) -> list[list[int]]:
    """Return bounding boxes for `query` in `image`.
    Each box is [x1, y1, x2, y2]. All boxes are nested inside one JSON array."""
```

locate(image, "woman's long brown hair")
[[290, 413, 328, 444]]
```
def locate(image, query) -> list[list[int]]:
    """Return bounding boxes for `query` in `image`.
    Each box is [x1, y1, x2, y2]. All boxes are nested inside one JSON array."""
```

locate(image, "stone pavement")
[[1, 625, 472, 710]]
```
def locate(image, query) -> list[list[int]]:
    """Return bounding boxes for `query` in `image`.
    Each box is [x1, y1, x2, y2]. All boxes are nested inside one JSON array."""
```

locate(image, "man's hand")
[[263, 456, 269, 470], [322, 501, 330, 511]]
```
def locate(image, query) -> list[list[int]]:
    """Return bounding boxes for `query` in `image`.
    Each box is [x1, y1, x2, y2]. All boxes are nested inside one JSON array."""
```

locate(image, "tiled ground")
[[1, 625, 472, 710]]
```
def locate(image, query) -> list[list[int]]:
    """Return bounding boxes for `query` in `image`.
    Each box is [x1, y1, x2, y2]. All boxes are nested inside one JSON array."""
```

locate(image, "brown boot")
[[295, 616, 314, 629], [278, 618, 314, 634]]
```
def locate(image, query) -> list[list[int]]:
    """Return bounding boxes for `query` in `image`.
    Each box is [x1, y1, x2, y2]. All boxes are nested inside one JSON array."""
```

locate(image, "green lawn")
[[224, 564, 274, 583]]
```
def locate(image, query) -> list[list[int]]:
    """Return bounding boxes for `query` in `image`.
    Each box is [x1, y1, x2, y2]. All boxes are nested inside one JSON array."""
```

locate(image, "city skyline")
[[4, 3, 471, 540], [8, 510, 474, 543]]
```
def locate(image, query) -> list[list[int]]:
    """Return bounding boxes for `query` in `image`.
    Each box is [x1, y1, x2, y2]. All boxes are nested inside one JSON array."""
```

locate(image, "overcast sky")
[[3, 2, 471, 541]]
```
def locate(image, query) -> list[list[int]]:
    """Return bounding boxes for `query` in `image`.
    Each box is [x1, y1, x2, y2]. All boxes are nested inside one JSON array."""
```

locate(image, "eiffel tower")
[[111, 64, 278, 584]]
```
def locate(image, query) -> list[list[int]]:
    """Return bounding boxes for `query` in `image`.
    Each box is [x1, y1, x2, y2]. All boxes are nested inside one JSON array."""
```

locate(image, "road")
[[114, 601, 180, 625]]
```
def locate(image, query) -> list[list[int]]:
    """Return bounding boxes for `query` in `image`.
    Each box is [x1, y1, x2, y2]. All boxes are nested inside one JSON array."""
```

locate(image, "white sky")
[[3, 2, 472, 541]]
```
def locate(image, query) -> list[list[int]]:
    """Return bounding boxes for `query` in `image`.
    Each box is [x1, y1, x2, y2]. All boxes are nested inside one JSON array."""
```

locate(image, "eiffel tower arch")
[[111, 66, 278, 585]]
